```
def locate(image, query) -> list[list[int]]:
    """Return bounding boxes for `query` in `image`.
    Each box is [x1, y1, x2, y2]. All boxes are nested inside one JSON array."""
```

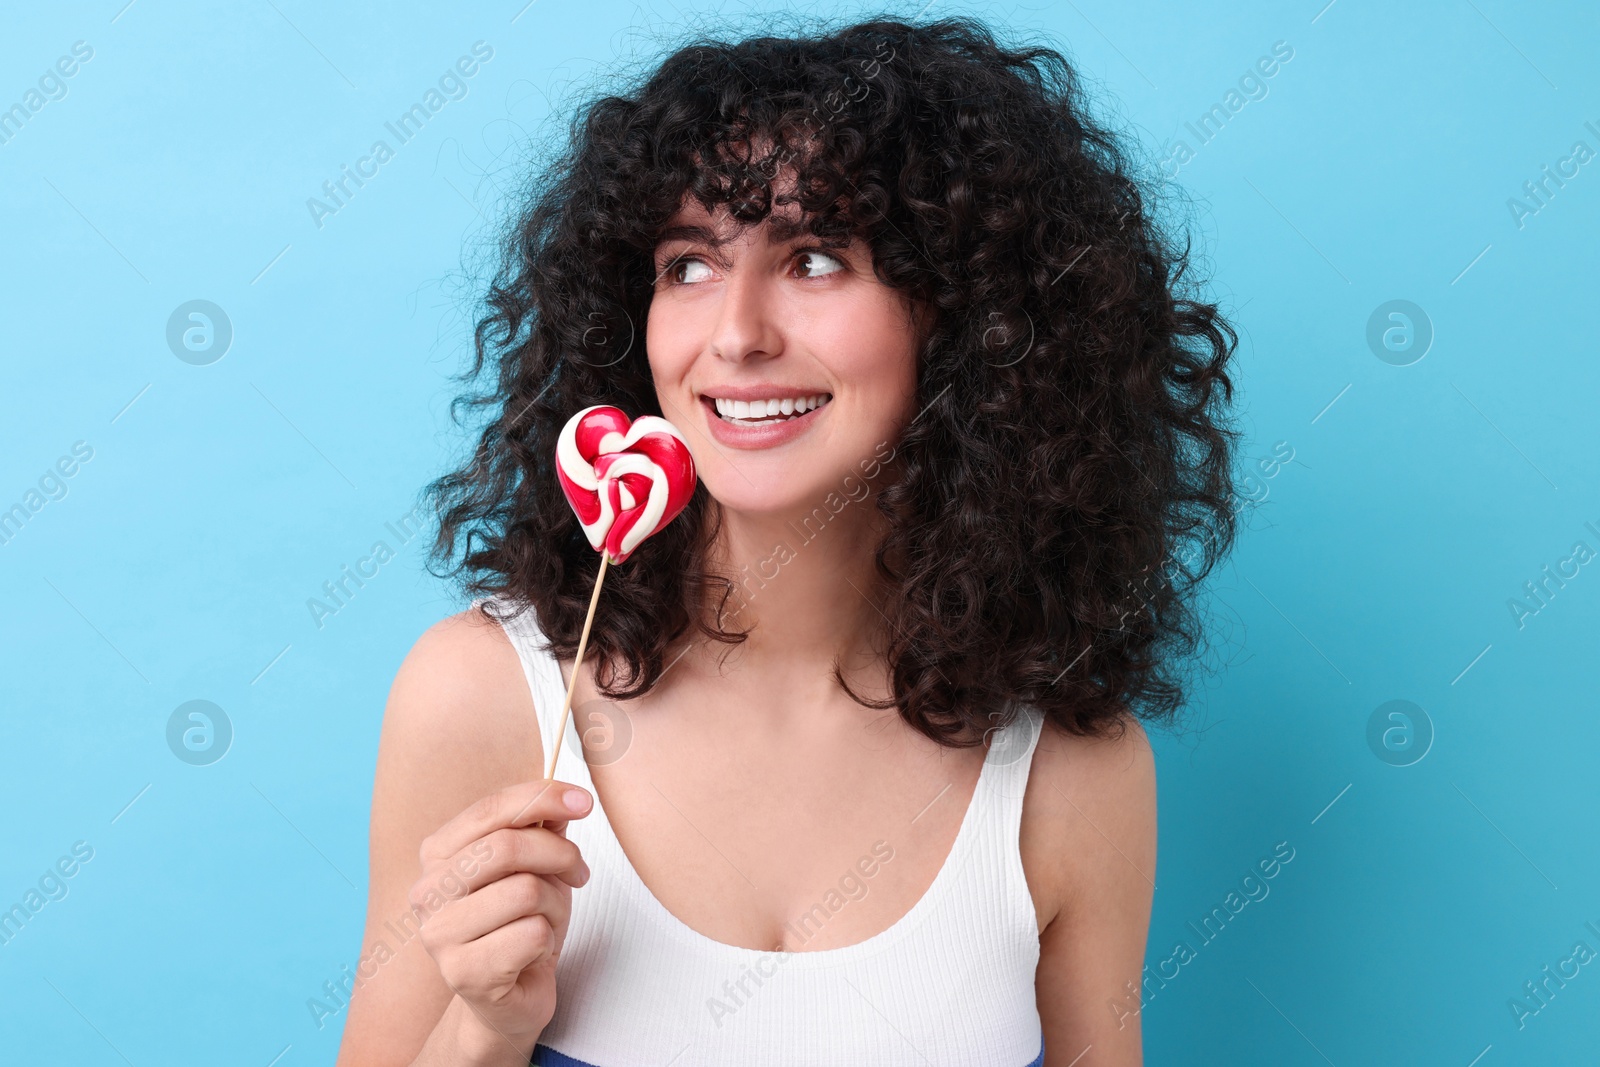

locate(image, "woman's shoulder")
[[376, 603, 546, 809], [1020, 709, 1157, 932]]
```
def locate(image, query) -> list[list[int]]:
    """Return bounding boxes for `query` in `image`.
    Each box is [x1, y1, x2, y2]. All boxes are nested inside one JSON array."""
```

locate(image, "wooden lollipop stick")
[[535, 553, 610, 831], [547, 553, 609, 781]]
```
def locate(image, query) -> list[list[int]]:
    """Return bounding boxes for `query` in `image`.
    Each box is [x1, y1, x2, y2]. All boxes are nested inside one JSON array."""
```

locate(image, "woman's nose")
[[708, 267, 782, 364]]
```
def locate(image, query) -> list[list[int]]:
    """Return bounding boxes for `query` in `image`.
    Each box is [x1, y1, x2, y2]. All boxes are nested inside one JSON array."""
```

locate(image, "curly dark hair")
[[425, 14, 1242, 747]]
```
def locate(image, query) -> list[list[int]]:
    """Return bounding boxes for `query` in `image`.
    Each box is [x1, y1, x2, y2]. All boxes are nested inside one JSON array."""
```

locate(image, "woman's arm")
[[1026, 715, 1158, 1067], [335, 608, 549, 1066]]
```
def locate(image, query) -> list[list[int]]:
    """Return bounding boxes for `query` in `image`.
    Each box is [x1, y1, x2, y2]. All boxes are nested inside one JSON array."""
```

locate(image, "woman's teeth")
[[712, 394, 832, 425]]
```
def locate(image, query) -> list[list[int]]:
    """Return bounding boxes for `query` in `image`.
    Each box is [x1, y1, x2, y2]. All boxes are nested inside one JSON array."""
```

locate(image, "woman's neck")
[[697, 495, 892, 677]]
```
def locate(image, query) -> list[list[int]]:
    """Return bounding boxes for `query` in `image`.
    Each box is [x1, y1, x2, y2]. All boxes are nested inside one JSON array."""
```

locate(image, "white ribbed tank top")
[[482, 595, 1047, 1067]]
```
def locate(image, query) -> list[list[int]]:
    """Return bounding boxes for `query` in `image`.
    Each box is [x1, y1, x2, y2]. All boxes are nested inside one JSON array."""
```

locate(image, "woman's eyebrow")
[[654, 224, 722, 248], [652, 217, 833, 250]]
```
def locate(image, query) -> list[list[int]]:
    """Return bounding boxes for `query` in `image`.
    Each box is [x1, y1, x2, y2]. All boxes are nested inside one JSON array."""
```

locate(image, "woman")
[[338, 15, 1239, 1066]]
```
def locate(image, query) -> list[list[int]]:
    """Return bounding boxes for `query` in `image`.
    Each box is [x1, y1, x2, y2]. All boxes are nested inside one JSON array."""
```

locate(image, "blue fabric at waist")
[[532, 1037, 1046, 1066]]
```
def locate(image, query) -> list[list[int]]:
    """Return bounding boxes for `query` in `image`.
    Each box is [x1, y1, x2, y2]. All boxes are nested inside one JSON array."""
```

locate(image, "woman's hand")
[[408, 778, 594, 1055]]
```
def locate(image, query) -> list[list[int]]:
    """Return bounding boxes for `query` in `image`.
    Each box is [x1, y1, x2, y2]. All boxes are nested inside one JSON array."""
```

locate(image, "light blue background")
[[2, 1, 1596, 1064]]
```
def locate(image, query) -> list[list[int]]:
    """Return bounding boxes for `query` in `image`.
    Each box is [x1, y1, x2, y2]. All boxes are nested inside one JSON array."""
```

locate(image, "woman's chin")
[[706, 483, 829, 523]]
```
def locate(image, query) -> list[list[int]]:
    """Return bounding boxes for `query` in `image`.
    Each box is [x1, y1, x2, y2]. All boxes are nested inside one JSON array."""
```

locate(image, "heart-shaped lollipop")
[[537, 405, 696, 788], [555, 404, 697, 565]]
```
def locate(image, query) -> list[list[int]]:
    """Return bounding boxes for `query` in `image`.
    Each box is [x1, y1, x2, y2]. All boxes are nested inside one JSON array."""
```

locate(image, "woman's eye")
[[657, 250, 844, 285], [794, 249, 845, 278], [665, 257, 712, 285]]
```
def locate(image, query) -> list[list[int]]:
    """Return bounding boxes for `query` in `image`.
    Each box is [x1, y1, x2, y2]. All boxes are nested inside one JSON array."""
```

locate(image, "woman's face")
[[645, 194, 923, 520]]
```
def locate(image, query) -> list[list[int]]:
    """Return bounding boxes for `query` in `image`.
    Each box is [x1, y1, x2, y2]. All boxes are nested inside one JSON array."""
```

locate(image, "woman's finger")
[[420, 778, 592, 865], [421, 870, 572, 948], [454, 913, 563, 989], [465, 824, 589, 890], [410, 823, 588, 927]]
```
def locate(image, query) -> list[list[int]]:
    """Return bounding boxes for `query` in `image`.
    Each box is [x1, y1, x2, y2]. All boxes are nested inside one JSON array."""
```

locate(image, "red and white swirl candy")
[[555, 405, 697, 564]]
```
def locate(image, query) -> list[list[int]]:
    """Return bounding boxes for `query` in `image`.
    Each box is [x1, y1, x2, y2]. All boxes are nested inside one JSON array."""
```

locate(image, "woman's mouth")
[[710, 393, 832, 426], [700, 391, 833, 449]]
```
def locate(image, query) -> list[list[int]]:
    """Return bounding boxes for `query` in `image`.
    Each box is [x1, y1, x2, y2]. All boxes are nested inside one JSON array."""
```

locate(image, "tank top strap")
[[983, 702, 1046, 800], [977, 701, 1046, 927], [476, 594, 587, 785]]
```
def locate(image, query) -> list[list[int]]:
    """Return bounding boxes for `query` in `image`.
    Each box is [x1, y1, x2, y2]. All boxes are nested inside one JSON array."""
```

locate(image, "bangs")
[[672, 122, 866, 248]]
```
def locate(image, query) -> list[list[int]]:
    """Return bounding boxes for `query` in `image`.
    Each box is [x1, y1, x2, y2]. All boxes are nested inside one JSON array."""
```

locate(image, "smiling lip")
[[700, 391, 832, 450]]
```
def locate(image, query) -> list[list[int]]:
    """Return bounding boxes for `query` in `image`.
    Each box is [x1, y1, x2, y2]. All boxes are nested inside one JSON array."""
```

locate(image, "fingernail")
[[578, 860, 592, 885], [563, 788, 591, 813]]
